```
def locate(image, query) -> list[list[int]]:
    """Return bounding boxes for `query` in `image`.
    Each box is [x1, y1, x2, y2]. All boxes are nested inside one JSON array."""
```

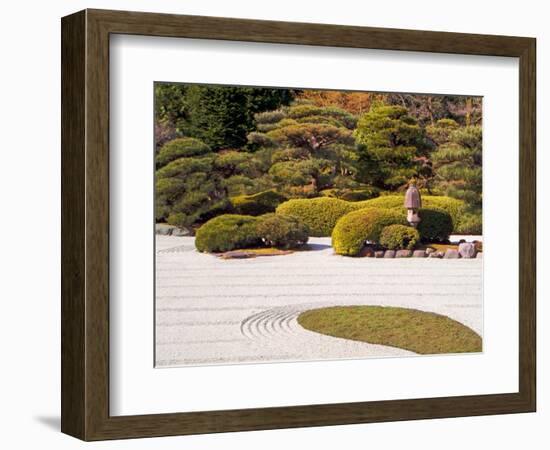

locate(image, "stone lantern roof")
[[404, 181, 422, 209]]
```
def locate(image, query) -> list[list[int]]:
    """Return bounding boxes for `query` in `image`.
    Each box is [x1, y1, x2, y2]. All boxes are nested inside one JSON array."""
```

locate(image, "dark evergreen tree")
[[428, 121, 482, 207], [353, 105, 425, 190]]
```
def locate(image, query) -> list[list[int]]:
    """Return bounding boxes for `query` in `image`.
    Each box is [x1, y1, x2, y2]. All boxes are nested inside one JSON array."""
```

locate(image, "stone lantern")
[[404, 180, 422, 227]]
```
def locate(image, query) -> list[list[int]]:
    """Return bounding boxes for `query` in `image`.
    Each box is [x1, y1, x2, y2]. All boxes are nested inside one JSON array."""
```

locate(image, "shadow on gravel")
[[306, 243, 332, 251]]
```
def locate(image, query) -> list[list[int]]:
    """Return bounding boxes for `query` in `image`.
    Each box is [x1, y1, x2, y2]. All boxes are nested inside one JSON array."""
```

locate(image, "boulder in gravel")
[[359, 246, 375, 257], [219, 251, 257, 259], [412, 250, 426, 258], [384, 250, 396, 258], [396, 249, 412, 258], [155, 224, 174, 235], [172, 227, 191, 237], [458, 242, 477, 258], [444, 249, 460, 259]]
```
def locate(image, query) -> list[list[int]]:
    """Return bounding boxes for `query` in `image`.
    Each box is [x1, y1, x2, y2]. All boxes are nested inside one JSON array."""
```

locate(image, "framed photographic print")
[[61, 9, 536, 441]]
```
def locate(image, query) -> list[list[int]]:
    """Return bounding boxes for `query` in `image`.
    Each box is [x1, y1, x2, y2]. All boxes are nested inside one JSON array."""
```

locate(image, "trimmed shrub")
[[247, 131, 275, 148], [156, 156, 213, 179], [332, 208, 407, 256], [320, 187, 380, 202], [356, 195, 466, 231], [156, 138, 211, 167], [255, 110, 286, 125], [195, 215, 261, 253], [455, 212, 482, 235], [380, 224, 420, 250], [416, 208, 453, 242], [276, 197, 357, 237], [256, 214, 309, 249], [230, 190, 288, 216]]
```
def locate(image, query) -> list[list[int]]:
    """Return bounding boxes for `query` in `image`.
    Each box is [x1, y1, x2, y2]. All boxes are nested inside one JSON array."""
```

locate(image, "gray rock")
[[476, 252, 483, 259], [412, 250, 426, 258], [219, 251, 256, 259], [429, 251, 444, 258], [395, 249, 412, 258], [172, 227, 190, 236], [359, 246, 375, 257], [155, 224, 174, 235], [384, 250, 396, 258], [458, 242, 477, 258], [374, 251, 385, 258], [443, 249, 460, 259]]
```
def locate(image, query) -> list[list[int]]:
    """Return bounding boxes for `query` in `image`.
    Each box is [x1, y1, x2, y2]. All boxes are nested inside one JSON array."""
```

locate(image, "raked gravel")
[[155, 236, 482, 367]]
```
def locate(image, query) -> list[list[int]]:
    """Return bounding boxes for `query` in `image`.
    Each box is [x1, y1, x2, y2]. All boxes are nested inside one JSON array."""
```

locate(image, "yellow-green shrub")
[[276, 197, 357, 237], [379, 224, 420, 250], [156, 138, 211, 167], [356, 195, 465, 231], [195, 215, 261, 253], [319, 187, 380, 202], [332, 208, 407, 256], [255, 213, 309, 249]]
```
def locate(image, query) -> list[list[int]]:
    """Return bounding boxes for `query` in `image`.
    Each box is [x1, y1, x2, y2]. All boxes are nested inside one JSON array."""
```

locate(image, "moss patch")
[[298, 306, 481, 354], [234, 248, 294, 256], [427, 243, 459, 252]]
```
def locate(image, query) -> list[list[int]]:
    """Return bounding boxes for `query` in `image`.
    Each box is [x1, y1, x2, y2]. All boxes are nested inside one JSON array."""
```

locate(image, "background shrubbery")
[[155, 85, 483, 236], [230, 190, 288, 215], [156, 137, 211, 167]]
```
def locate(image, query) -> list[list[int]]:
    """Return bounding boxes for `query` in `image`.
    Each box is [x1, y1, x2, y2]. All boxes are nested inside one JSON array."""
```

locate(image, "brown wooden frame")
[[61, 8, 536, 441]]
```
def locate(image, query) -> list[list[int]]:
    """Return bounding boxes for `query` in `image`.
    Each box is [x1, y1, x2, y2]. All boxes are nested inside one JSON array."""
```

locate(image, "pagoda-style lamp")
[[404, 180, 422, 227]]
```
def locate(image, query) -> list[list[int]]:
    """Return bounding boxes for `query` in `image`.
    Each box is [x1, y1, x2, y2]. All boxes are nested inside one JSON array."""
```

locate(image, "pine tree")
[[428, 121, 482, 207], [353, 105, 425, 189]]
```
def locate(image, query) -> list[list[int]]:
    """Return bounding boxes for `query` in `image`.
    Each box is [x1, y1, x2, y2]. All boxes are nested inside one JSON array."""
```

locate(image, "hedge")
[[356, 195, 466, 232], [319, 187, 380, 202], [230, 190, 288, 216], [276, 197, 357, 237], [416, 207, 453, 242], [380, 224, 420, 250], [195, 213, 311, 252], [332, 208, 407, 256], [256, 213, 309, 249], [195, 215, 261, 253], [455, 211, 482, 234], [275, 194, 465, 237], [156, 138, 211, 167]]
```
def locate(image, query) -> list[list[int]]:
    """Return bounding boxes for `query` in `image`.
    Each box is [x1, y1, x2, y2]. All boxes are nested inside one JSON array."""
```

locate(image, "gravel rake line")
[[157, 292, 482, 300], [157, 281, 483, 289], [155, 272, 482, 279], [156, 264, 481, 272], [156, 320, 242, 327], [157, 245, 195, 254], [156, 338, 250, 346], [156, 354, 304, 366], [156, 305, 274, 312]]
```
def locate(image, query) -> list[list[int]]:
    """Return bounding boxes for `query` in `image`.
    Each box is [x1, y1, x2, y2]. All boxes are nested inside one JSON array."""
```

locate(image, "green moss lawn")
[[298, 306, 482, 354]]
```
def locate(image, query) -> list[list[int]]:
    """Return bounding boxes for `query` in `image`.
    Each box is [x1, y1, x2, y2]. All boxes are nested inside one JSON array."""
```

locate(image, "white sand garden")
[[155, 235, 482, 367]]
